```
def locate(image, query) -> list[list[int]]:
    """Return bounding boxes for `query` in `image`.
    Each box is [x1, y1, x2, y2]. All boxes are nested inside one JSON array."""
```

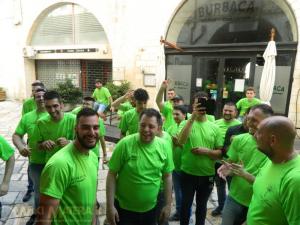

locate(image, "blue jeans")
[[27, 165, 34, 192], [180, 172, 214, 225], [173, 171, 182, 214], [94, 102, 107, 113], [221, 195, 248, 225], [29, 163, 45, 209]]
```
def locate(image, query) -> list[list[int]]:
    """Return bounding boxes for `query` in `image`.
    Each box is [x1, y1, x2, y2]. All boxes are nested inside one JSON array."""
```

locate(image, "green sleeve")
[[15, 116, 27, 136], [280, 172, 300, 225], [214, 126, 223, 148], [162, 142, 174, 174], [108, 140, 125, 173], [99, 118, 106, 136], [226, 136, 239, 162], [0, 136, 14, 161], [236, 99, 242, 110], [105, 88, 111, 98], [119, 113, 128, 134], [40, 160, 70, 199], [92, 90, 96, 99]]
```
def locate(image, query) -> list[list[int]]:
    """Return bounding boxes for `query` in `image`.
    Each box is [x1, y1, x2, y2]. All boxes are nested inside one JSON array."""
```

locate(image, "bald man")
[[246, 116, 300, 225]]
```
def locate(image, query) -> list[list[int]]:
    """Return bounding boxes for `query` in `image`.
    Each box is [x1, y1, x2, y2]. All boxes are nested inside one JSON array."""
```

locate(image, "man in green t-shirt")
[[236, 87, 261, 121], [111, 90, 135, 119], [92, 80, 113, 119], [72, 96, 107, 163], [22, 80, 45, 115], [167, 105, 188, 221], [21, 80, 45, 202], [218, 104, 273, 225], [0, 135, 15, 218], [37, 108, 99, 225], [156, 80, 177, 131], [178, 92, 223, 225], [34, 91, 76, 162], [212, 102, 241, 217], [106, 108, 174, 225], [246, 116, 300, 225], [119, 88, 149, 137], [13, 88, 48, 225]]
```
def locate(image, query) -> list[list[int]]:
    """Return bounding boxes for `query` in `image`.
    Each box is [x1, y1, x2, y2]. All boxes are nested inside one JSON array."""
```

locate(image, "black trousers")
[[115, 200, 157, 225], [180, 172, 214, 225]]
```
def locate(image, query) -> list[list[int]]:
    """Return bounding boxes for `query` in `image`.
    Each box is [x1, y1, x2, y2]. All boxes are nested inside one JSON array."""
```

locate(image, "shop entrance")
[[192, 55, 255, 117]]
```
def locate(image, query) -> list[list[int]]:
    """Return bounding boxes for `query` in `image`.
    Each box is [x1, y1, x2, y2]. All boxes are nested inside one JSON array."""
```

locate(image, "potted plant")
[[0, 87, 6, 101], [54, 79, 83, 111]]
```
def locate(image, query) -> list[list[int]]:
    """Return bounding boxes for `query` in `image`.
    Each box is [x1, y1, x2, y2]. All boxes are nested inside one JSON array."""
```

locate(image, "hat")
[[172, 95, 184, 101]]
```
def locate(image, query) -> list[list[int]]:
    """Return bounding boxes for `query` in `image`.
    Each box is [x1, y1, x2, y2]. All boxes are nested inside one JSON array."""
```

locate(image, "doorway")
[[192, 55, 255, 117]]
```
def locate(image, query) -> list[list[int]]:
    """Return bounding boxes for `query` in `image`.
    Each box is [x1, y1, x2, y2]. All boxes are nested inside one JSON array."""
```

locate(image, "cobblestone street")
[[2, 100, 300, 225]]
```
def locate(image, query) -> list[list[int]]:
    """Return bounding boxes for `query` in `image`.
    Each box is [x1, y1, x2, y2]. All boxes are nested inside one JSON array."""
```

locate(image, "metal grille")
[[31, 4, 108, 46], [36, 60, 81, 90]]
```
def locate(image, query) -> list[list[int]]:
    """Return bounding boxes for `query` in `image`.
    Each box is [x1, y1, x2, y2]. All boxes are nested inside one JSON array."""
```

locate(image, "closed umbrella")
[[259, 28, 277, 105]]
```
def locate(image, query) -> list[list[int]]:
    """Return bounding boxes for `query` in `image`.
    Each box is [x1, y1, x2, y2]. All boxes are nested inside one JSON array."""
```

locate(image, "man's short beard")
[[76, 131, 99, 150]]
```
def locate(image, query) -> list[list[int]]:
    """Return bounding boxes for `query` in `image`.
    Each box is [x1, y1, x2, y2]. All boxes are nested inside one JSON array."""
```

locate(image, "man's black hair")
[[139, 108, 162, 126], [134, 88, 149, 102], [32, 81, 45, 88], [250, 104, 274, 117], [193, 91, 208, 100], [44, 90, 61, 102], [35, 88, 46, 93], [83, 96, 95, 102], [76, 108, 98, 123], [173, 105, 188, 115], [224, 102, 237, 110]]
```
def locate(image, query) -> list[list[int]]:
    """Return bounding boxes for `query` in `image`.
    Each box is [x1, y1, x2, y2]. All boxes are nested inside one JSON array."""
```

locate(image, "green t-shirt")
[[117, 101, 134, 117], [167, 122, 184, 171], [236, 97, 261, 116], [162, 102, 175, 131], [92, 87, 111, 105], [0, 135, 14, 161], [247, 155, 300, 225], [214, 119, 241, 145], [15, 110, 48, 164], [22, 97, 37, 115], [35, 113, 76, 162], [70, 108, 106, 157], [71, 106, 82, 115], [227, 133, 268, 207], [40, 143, 98, 225], [179, 120, 223, 176], [108, 133, 174, 212], [119, 108, 139, 136]]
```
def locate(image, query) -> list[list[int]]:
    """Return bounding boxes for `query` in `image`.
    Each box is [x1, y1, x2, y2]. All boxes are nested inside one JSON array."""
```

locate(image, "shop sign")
[[37, 48, 97, 54]]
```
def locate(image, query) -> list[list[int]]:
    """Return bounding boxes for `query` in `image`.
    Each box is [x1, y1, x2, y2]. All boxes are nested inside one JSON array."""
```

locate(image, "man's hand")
[[106, 206, 119, 225], [159, 205, 171, 225], [19, 147, 31, 157], [160, 80, 169, 90], [56, 138, 69, 147], [41, 140, 56, 151], [124, 90, 134, 100], [0, 182, 9, 196], [191, 147, 208, 155], [217, 161, 233, 180], [103, 155, 108, 164]]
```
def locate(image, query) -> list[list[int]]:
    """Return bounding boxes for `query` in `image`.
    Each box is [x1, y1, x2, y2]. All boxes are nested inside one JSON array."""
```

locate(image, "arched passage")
[[165, 0, 298, 116]]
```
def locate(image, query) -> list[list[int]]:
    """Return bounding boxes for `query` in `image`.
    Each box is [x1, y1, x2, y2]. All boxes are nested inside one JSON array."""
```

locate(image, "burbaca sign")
[[197, 0, 255, 21]]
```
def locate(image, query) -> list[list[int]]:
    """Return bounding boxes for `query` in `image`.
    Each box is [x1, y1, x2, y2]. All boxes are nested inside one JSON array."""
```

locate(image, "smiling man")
[[218, 104, 273, 225], [34, 90, 76, 162], [36, 108, 99, 225], [106, 108, 174, 225]]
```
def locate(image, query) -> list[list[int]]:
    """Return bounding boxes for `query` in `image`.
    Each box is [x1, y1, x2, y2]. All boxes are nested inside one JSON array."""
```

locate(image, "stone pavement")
[[1, 100, 300, 225]]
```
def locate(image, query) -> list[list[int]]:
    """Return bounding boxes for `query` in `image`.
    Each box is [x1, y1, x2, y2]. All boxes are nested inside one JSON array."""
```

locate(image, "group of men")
[[0, 78, 300, 225]]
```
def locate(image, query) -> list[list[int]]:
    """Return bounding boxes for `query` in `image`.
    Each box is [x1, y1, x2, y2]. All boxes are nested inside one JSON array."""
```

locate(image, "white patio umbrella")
[[259, 28, 277, 105]]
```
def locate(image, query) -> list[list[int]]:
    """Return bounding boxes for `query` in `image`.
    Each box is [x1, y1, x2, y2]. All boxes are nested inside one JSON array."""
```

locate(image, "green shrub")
[[105, 81, 130, 100], [54, 79, 83, 104]]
